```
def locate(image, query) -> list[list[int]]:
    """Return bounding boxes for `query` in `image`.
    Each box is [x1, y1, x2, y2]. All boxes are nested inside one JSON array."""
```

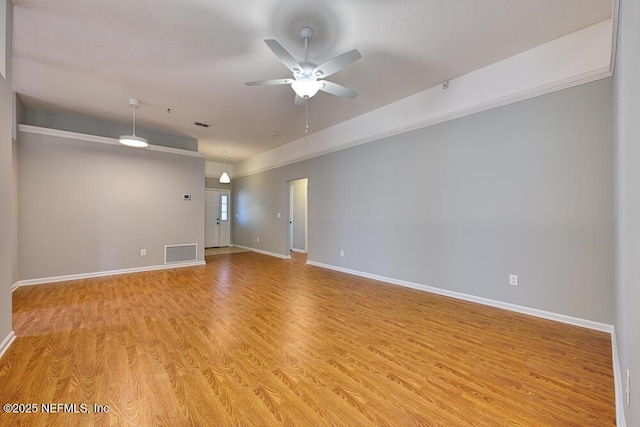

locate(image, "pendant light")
[[119, 98, 148, 148], [219, 150, 231, 183]]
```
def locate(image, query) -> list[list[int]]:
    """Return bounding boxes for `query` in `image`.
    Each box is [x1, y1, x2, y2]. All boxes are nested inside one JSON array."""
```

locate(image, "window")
[[220, 194, 228, 221]]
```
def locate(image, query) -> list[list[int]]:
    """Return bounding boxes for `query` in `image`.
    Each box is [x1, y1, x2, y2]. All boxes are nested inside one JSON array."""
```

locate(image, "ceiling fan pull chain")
[[305, 100, 310, 133]]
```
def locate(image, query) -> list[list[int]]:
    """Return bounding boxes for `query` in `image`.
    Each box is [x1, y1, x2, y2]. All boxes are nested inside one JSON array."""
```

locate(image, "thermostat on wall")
[[183, 194, 191, 200]]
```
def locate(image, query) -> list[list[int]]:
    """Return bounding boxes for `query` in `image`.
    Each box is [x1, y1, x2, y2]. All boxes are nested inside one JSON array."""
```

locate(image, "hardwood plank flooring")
[[1, 252, 615, 426]]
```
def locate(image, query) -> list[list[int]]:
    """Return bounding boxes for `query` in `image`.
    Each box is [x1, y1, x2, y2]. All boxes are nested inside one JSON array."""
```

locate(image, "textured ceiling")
[[12, 0, 612, 163]]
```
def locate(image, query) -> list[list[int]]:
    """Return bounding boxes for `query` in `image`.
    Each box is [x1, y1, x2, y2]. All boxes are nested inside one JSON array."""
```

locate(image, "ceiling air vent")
[[165, 244, 198, 264], [194, 122, 210, 128]]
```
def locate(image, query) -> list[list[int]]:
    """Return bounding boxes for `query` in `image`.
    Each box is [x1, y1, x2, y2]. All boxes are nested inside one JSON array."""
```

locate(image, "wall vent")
[[165, 244, 198, 264]]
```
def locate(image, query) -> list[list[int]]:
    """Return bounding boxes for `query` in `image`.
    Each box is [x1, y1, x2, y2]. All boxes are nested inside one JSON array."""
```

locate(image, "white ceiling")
[[12, 0, 612, 164]]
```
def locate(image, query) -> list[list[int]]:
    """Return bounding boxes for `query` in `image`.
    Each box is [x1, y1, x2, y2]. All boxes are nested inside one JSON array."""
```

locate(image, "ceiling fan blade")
[[319, 80, 358, 99], [313, 49, 362, 78], [294, 95, 307, 108], [264, 39, 301, 73], [245, 78, 293, 86]]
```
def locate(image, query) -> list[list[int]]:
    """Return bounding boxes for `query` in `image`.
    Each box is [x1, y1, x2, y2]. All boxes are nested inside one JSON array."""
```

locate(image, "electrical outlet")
[[140, 249, 146, 256], [509, 274, 518, 286], [277, 212, 281, 218], [340, 249, 344, 257], [256, 237, 260, 243], [626, 369, 630, 405]]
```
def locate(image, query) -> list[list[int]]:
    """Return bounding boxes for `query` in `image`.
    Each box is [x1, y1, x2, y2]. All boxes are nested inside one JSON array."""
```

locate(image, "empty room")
[[1, 0, 638, 425]]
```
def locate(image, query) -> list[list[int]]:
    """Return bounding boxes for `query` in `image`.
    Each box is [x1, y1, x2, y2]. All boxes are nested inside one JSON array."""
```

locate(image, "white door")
[[205, 190, 220, 248], [205, 189, 231, 248]]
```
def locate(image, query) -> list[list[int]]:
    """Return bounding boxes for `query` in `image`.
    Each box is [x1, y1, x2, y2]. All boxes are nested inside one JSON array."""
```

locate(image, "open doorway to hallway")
[[288, 178, 308, 255]]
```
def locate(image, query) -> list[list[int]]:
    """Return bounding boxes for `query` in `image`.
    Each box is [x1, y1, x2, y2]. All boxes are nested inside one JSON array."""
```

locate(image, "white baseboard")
[[611, 328, 627, 427], [12, 261, 205, 291], [290, 248, 308, 254], [306, 260, 614, 333], [233, 245, 291, 260], [0, 331, 16, 360]]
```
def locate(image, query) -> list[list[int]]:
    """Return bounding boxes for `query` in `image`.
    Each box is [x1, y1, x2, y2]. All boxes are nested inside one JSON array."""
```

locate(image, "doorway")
[[205, 189, 231, 248], [288, 178, 308, 253]]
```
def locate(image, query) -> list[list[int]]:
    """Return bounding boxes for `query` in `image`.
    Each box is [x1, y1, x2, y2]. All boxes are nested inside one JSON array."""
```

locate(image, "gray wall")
[[233, 78, 614, 324], [0, 0, 12, 345], [291, 178, 307, 251], [18, 131, 205, 280], [234, 169, 289, 253], [615, 0, 640, 423], [204, 177, 232, 191], [24, 108, 198, 152]]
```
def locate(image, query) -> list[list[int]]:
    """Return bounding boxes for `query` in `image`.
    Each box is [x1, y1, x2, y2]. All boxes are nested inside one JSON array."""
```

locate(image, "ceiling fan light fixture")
[[292, 78, 322, 99], [119, 98, 148, 148]]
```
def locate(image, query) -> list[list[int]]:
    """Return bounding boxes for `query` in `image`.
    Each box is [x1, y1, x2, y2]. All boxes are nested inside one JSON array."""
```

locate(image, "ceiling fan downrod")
[[300, 27, 313, 63]]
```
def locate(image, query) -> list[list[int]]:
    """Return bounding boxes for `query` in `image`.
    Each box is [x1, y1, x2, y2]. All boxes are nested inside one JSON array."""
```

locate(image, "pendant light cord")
[[132, 104, 137, 136]]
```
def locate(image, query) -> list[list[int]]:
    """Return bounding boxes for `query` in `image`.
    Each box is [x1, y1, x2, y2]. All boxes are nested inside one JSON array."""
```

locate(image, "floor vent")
[[165, 244, 198, 264]]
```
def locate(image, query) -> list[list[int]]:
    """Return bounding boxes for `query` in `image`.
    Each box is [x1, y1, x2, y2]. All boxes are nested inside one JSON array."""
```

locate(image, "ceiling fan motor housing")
[[294, 61, 319, 79]]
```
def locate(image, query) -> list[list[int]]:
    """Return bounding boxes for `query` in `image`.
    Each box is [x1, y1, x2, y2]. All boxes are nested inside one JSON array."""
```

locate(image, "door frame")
[[205, 188, 231, 248], [287, 178, 308, 254]]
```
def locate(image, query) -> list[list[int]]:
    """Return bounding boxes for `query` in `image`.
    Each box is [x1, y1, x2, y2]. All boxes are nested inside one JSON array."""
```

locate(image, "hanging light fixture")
[[219, 150, 231, 184], [119, 98, 148, 148]]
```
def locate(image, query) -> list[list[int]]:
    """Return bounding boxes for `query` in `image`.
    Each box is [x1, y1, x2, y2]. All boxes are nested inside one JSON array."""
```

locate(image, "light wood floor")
[[1, 252, 615, 426]]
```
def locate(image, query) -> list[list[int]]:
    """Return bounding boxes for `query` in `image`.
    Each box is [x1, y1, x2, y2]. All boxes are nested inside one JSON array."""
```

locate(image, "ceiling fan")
[[245, 27, 362, 107]]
